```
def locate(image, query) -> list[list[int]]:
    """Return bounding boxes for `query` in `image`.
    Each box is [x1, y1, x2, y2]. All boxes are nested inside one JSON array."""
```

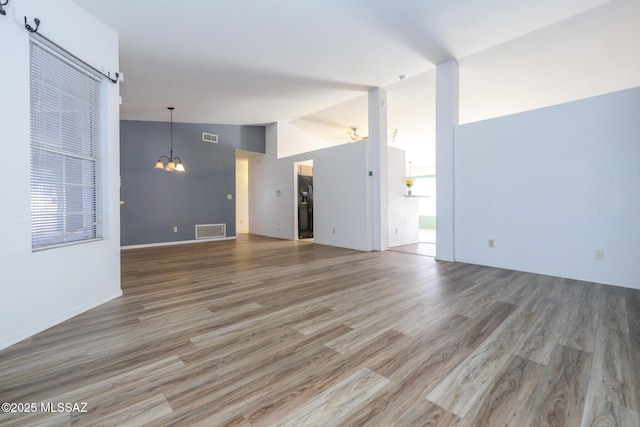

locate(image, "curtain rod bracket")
[[23, 16, 120, 85], [107, 71, 120, 84], [0, 0, 9, 16], [25, 16, 40, 33]]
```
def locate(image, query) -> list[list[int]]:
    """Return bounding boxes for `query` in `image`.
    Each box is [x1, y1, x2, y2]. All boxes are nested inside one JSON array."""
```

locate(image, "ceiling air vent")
[[195, 223, 226, 239], [202, 132, 218, 143]]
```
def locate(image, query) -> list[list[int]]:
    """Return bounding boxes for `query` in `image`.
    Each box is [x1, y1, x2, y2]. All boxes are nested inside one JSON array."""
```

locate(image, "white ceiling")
[[73, 0, 640, 167]]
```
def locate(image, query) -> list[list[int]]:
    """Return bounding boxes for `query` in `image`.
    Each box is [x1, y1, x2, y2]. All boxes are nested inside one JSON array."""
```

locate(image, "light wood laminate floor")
[[1, 235, 639, 426]]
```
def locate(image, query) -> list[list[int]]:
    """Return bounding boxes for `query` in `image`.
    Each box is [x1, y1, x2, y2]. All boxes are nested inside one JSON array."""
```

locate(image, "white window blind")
[[30, 37, 103, 250]]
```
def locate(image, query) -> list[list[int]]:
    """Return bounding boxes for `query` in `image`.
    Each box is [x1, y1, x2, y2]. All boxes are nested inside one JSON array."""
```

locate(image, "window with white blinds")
[[30, 37, 104, 250]]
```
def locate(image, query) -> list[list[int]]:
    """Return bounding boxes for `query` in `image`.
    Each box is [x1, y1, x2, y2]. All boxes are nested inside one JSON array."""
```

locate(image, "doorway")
[[417, 174, 436, 245], [235, 155, 249, 234], [296, 160, 313, 240], [389, 169, 436, 257]]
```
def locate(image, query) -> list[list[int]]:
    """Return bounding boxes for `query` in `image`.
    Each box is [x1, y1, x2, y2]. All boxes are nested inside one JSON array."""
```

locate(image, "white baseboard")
[[121, 236, 237, 250]]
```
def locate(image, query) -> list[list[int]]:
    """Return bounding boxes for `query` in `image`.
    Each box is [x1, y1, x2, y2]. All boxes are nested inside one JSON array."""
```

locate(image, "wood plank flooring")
[[1, 234, 639, 426]]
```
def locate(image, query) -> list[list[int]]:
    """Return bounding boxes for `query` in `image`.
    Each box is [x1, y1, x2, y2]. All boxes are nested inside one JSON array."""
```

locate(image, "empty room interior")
[[1, 0, 639, 425]]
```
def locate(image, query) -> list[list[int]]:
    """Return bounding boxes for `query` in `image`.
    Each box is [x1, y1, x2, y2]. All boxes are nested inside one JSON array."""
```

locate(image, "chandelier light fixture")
[[154, 107, 185, 172]]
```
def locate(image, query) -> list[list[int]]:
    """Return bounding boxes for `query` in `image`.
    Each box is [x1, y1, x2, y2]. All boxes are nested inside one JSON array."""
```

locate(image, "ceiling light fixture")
[[154, 107, 185, 172]]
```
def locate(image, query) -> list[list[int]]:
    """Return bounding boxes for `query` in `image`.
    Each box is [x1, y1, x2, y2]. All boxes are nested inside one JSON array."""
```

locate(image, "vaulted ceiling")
[[73, 0, 640, 166]]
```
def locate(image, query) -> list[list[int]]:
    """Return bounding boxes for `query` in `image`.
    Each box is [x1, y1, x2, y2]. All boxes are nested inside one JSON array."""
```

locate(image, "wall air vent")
[[195, 223, 226, 239], [202, 132, 218, 143]]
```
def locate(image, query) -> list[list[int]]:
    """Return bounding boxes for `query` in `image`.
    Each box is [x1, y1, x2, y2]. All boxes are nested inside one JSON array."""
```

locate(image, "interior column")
[[368, 87, 389, 251], [435, 59, 459, 261]]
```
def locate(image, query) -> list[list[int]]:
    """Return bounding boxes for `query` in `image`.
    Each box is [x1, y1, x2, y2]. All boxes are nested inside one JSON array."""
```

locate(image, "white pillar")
[[435, 60, 459, 262], [368, 87, 389, 251]]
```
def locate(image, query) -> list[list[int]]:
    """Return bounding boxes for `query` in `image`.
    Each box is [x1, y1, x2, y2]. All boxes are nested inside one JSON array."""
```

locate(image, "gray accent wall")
[[120, 120, 265, 246]]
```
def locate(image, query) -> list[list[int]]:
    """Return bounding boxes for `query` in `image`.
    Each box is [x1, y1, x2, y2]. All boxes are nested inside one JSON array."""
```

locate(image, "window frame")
[[29, 35, 105, 251]]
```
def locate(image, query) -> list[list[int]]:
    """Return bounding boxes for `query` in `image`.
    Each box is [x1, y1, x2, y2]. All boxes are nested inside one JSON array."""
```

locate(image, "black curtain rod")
[[25, 16, 120, 84]]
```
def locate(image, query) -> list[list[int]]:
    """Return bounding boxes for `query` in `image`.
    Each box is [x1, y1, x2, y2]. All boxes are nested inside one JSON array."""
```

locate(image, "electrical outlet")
[[173, 226, 178, 233], [595, 250, 604, 260], [488, 239, 494, 248], [332, 228, 336, 234], [277, 224, 280, 230], [227, 194, 233, 200]]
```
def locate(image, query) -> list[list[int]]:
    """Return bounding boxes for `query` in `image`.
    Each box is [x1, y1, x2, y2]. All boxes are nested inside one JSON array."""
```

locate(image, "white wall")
[[312, 142, 370, 251], [249, 124, 419, 251], [0, 0, 122, 349], [454, 86, 640, 289], [249, 122, 371, 250], [235, 157, 249, 233], [277, 122, 332, 158], [249, 124, 297, 240]]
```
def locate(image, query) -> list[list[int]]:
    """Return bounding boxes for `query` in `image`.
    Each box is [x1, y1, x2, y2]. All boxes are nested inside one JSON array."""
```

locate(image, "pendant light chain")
[[154, 106, 185, 173]]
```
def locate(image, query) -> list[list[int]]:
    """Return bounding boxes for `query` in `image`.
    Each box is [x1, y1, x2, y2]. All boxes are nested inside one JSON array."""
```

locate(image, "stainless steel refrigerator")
[[298, 174, 313, 239]]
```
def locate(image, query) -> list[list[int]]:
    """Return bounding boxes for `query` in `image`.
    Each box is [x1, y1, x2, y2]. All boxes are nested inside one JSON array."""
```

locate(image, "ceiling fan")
[[333, 127, 366, 143], [334, 127, 368, 142], [348, 128, 368, 142], [335, 127, 397, 143]]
